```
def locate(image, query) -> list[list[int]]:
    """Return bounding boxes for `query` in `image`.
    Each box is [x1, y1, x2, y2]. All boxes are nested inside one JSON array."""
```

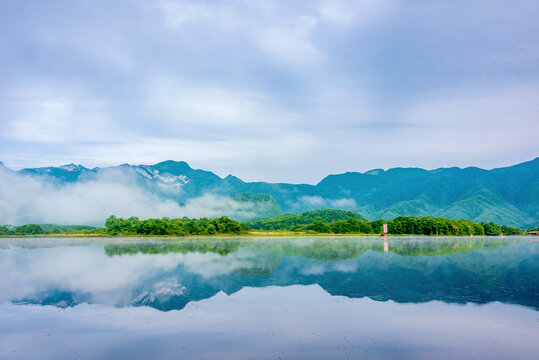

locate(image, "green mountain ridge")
[[3, 157, 538, 227]]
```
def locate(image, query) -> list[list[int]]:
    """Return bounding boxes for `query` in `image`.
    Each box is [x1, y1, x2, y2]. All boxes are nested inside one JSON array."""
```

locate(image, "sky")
[[0, 0, 538, 184]]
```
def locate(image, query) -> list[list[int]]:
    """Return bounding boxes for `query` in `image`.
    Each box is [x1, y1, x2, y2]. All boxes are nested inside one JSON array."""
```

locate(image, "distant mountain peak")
[[59, 164, 87, 171], [364, 169, 383, 175], [155, 160, 190, 167], [152, 160, 193, 175], [224, 174, 244, 183]]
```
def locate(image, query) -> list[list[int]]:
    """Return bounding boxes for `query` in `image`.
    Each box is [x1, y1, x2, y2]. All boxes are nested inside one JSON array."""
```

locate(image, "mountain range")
[[1, 158, 537, 227]]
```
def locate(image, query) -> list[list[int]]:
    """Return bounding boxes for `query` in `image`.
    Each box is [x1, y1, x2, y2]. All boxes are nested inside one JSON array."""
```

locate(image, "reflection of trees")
[[250, 239, 383, 261], [105, 239, 242, 256], [104, 237, 518, 260], [103, 238, 384, 260], [232, 253, 282, 276], [386, 237, 511, 256]]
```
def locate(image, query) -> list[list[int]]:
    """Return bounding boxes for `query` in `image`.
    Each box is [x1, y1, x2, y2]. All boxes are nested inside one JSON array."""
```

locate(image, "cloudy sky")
[[1, 0, 538, 183]]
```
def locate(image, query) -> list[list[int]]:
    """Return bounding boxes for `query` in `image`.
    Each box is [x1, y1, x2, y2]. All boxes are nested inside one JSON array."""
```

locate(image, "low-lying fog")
[[0, 167, 258, 226]]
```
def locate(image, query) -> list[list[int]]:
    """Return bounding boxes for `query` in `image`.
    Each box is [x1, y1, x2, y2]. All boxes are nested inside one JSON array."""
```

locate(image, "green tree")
[[482, 222, 502, 236], [309, 220, 330, 233], [0, 225, 12, 235], [13, 224, 44, 235]]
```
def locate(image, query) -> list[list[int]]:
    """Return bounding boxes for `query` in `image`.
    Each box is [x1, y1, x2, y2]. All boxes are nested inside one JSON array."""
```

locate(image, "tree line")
[[245, 209, 368, 231], [0, 211, 525, 236], [385, 216, 523, 236], [0, 224, 100, 236], [245, 210, 524, 236], [104, 215, 248, 236], [304, 216, 522, 236]]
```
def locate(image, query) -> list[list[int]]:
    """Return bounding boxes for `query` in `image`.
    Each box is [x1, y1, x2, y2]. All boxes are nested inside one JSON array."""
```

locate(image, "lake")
[[0, 236, 538, 359]]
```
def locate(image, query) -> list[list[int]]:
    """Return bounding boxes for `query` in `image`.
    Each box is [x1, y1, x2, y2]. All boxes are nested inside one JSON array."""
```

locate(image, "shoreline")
[[0, 233, 536, 239]]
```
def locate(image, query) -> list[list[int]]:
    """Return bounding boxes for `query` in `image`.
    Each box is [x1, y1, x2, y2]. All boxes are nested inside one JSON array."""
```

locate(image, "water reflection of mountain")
[[11, 237, 539, 311], [105, 238, 539, 310]]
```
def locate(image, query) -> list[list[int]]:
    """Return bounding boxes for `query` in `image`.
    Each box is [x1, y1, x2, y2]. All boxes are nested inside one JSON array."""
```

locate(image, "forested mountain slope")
[[4, 158, 537, 227]]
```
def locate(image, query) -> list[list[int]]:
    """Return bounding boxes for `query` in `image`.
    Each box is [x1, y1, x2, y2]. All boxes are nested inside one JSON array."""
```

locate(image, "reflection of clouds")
[[0, 245, 190, 304], [133, 279, 186, 305], [1, 286, 538, 360], [0, 245, 280, 305], [333, 262, 359, 273], [180, 248, 280, 278], [178, 252, 247, 278], [300, 265, 325, 275], [0, 238, 536, 312], [300, 260, 359, 276]]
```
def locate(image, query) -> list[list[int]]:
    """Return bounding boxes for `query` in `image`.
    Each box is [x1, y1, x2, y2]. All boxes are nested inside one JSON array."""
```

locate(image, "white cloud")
[[318, 0, 394, 27], [396, 83, 539, 163], [0, 168, 259, 226], [34, 23, 134, 70], [154, 0, 394, 66], [331, 198, 357, 208], [157, 0, 241, 32], [159, 1, 212, 29], [0, 0, 537, 184], [299, 196, 327, 207], [256, 15, 325, 66], [0, 82, 120, 144], [293, 196, 357, 211], [145, 77, 290, 126]]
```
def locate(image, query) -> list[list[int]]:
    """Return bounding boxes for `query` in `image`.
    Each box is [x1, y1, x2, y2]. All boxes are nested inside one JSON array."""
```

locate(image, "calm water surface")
[[0, 236, 538, 359]]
